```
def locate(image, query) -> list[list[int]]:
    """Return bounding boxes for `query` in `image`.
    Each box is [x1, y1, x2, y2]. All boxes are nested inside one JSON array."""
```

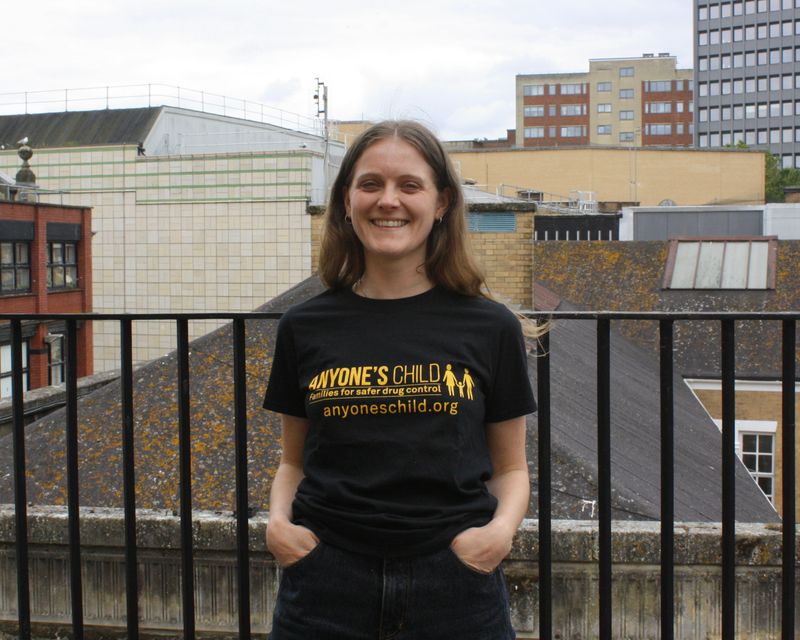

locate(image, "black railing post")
[[781, 319, 796, 640], [120, 319, 140, 638], [536, 325, 552, 640], [659, 319, 675, 640], [177, 318, 196, 640], [11, 320, 31, 640], [66, 319, 84, 640], [233, 319, 252, 639], [721, 319, 736, 640], [597, 318, 612, 640]]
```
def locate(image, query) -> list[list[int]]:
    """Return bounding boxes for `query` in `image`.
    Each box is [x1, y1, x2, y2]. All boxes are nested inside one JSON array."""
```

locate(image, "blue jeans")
[[269, 541, 515, 640]]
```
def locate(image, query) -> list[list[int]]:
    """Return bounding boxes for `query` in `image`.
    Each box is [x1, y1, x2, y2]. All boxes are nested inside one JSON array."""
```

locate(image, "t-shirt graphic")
[[307, 361, 475, 420]]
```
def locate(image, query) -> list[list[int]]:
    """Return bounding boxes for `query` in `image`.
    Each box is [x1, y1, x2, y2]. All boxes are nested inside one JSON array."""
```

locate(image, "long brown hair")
[[318, 120, 486, 297]]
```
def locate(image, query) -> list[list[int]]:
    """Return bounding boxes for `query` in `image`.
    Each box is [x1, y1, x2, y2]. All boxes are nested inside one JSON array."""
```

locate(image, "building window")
[[619, 88, 634, 99], [560, 104, 586, 116], [619, 110, 634, 120], [1, 242, 31, 295], [645, 80, 673, 93], [710, 4, 721, 18], [646, 123, 672, 136], [646, 102, 672, 114], [560, 126, 586, 137], [699, 5, 708, 19], [597, 125, 612, 135], [47, 241, 78, 290], [523, 84, 545, 96], [597, 103, 612, 113], [619, 67, 634, 77], [524, 105, 544, 117], [664, 238, 776, 289], [597, 82, 612, 92], [47, 334, 65, 386], [524, 127, 545, 138], [0, 342, 29, 399], [740, 430, 775, 503], [560, 83, 585, 95], [620, 132, 635, 142]]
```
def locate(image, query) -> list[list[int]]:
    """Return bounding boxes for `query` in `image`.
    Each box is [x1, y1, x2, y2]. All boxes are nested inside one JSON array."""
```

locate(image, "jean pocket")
[[282, 541, 325, 573], [447, 546, 495, 577]]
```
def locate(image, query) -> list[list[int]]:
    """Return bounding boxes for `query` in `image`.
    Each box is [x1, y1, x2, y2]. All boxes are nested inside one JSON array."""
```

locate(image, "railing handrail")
[[4, 309, 796, 640], [0, 83, 323, 137], [2, 310, 800, 321]]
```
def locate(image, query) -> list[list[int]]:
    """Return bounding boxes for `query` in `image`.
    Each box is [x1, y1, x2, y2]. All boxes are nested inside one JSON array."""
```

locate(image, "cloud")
[[3, 0, 694, 139]]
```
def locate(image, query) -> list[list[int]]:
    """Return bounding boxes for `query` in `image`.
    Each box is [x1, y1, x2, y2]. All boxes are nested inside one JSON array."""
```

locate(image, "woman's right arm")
[[266, 413, 320, 567]]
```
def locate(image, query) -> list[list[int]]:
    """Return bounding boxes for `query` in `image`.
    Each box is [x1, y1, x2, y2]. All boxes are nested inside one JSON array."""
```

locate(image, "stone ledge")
[[0, 506, 795, 565]]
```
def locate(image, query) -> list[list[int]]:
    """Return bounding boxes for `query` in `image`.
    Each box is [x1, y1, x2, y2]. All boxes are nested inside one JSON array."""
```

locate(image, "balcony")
[[0, 298, 797, 639]]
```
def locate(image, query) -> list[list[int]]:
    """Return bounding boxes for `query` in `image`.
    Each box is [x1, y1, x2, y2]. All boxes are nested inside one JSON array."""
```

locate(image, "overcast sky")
[[5, 0, 693, 140]]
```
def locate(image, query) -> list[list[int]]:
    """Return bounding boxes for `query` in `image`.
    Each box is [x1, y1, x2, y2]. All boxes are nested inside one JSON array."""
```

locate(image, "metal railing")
[[0, 84, 323, 137], [4, 310, 798, 640]]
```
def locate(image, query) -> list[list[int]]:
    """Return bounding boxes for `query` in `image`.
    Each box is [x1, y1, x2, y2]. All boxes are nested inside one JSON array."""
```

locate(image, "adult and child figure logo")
[[443, 363, 474, 400]]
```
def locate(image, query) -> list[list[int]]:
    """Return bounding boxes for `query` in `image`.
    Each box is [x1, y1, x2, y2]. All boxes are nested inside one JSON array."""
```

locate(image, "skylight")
[[663, 238, 776, 290]]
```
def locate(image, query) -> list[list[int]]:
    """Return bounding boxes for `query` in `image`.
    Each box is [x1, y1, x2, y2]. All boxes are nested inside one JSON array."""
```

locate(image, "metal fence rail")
[[3, 310, 798, 640]]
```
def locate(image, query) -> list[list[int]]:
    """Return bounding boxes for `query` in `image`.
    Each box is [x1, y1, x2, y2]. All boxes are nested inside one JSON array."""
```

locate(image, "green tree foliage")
[[764, 153, 800, 203]]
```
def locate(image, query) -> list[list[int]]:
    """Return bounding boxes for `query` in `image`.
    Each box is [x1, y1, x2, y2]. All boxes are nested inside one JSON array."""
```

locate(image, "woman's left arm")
[[450, 415, 529, 573]]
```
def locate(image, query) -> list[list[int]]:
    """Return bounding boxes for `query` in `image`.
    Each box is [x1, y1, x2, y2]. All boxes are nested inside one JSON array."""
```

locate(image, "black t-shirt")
[[263, 286, 536, 557]]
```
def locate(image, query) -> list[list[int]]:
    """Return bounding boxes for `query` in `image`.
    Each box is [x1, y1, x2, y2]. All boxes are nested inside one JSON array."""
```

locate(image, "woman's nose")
[[378, 185, 400, 208]]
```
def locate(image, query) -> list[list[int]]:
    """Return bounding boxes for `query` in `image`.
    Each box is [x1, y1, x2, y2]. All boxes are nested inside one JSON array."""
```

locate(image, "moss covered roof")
[[533, 240, 800, 378]]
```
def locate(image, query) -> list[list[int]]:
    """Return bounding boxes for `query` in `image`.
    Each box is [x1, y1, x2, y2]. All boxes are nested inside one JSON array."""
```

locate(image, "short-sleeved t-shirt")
[[263, 286, 536, 557]]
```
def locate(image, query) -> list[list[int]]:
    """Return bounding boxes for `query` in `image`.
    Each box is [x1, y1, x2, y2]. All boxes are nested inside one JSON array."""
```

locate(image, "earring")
[[435, 217, 443, 225], [345, 215, 352, 224]]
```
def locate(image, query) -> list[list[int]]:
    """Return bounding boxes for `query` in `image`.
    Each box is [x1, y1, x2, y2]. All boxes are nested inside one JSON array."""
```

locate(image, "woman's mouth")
[[371, 219, 408, 227]]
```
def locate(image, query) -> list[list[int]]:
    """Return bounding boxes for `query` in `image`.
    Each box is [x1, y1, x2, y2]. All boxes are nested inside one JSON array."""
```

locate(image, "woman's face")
[[344, 137, 448, 270]]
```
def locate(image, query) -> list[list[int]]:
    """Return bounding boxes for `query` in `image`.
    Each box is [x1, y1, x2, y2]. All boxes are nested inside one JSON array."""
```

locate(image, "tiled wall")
[[0, 146, 314, 371]]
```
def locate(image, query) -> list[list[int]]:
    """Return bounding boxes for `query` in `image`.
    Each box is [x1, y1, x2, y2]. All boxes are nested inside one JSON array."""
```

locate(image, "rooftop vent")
[[643, 53, 655, 58], [658, 52, 671, 57]]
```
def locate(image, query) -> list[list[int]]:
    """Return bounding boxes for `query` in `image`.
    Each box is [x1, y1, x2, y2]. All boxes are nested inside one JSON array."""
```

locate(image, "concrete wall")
[[448, 146, 765, 207], [0, 507, 797, 639]]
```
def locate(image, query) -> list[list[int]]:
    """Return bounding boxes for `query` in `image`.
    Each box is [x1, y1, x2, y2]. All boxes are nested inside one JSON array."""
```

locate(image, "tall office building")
[[694, 0, 800, 167], [516, 55, 693, 148]]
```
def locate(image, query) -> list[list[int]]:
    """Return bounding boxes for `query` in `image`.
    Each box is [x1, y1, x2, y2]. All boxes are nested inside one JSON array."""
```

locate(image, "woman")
[[263, 120, 536, 639]]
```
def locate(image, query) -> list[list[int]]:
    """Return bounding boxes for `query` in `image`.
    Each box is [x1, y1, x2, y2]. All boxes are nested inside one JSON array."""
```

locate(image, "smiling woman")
[[263, 120, 537, 640]]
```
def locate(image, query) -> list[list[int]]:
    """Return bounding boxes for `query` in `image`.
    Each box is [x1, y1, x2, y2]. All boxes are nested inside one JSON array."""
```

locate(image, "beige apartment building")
[[448, 145, 765, 206], [516, 54, 694, 148]]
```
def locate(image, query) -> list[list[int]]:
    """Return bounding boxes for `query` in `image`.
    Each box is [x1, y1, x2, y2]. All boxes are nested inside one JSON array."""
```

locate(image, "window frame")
[[46, 241, 79, 291], [0, 241, 32, 295], [663, 237, 778, 290], [0, 341, 29, 399]]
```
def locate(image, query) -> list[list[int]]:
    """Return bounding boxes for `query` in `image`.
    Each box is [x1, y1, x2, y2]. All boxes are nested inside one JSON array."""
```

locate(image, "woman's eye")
[[359, 180, 379, 190], [402, 182, 421, 191]]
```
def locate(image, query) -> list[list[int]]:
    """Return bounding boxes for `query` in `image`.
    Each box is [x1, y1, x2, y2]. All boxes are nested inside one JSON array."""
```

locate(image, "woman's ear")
[[436, 188, 452, 216]]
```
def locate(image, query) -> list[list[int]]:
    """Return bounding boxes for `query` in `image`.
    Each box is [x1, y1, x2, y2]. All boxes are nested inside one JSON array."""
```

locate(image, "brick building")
[[0, 200, 92, 398], [516, 54, 694, 148]]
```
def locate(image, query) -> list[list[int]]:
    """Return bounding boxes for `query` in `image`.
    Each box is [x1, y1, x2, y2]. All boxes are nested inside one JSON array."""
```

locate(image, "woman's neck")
[[353, 265, 433, 300]]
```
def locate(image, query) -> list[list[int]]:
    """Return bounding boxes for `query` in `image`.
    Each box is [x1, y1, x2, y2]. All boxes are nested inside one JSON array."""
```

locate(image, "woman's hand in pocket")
[[266, 515, 319, 568], [450, 520, 514, 574]]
